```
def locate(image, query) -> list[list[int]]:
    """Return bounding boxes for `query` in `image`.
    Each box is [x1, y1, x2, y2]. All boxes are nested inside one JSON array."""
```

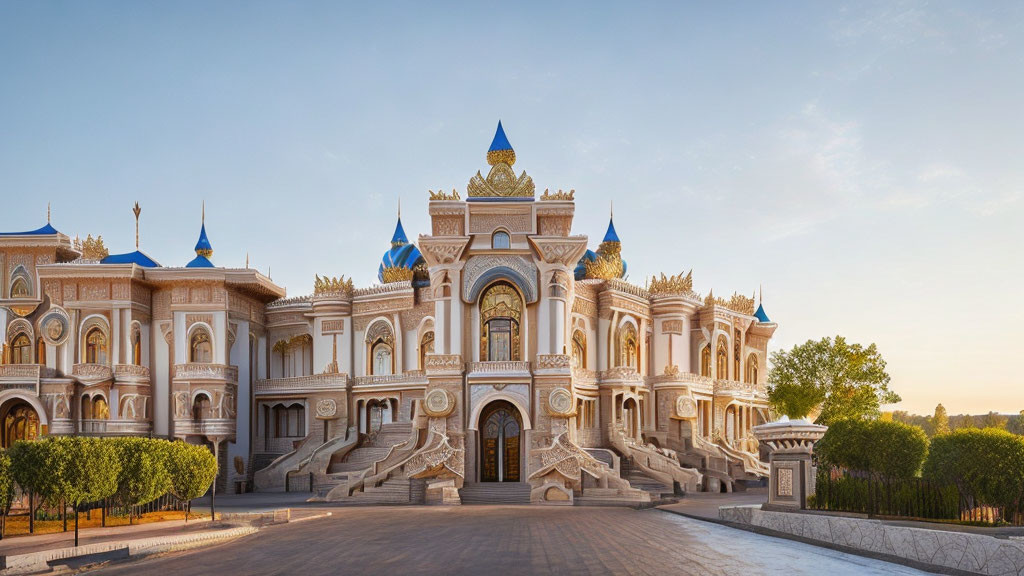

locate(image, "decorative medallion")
[[675, 394, 697, 418], [423, 389, 454, 418], [40, 310, 70, 346], [547, 388, 573, 417], [315, 399, 338, 419]]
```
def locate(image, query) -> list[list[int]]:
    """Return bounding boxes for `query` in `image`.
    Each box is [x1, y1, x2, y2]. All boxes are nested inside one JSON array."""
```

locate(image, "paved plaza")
[[88, 505, 929, 576]]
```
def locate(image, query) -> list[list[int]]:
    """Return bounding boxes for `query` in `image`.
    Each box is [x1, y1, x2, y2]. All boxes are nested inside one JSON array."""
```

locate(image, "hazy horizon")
[[1, 1, 1021, 415]]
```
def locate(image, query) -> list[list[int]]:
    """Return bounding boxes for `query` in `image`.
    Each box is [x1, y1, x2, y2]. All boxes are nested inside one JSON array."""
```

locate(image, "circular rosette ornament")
[[316, 398, 338, 419], [423, 389, 455, 418], [675, 394, 697, 418], [40, 310, 70, 346], [547, 387, 574, 417]]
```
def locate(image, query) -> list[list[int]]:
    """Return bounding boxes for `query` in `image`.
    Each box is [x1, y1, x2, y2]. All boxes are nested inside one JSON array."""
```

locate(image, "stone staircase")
[[348, 477, 413, 504], [327, 422, 414, 474], [620, 457, 676, 502], [459, 482, 532, 505]]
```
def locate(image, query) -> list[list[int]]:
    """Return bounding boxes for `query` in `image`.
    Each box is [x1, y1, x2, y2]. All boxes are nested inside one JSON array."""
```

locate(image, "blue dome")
[[754, 303, 771, 323], [378, 215, 426, 284], [0, 223, 59, 236], [102, 250, 160, 267], [574, 249, 597, 280], [186, 254, 215, 268]]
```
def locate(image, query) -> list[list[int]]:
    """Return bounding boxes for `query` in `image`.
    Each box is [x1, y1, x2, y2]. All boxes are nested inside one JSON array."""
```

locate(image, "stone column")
[[752, 418, 827, 510]]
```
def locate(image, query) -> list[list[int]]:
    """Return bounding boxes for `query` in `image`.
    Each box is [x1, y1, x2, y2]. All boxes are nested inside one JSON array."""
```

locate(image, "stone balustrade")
[[172, 363, 238, 383], [255, 373, 349, 395], [647, 371, 714, 392], [72, 363, 113, 383], [713, 379, 766, 397], [424, 354, 463, 375], [353, 371, 428, 388], [0, 364, 41, 379], [79, 419, 152, 435], [598, 366, 643, 383], [534, 354, 572, 373], [173, 418, 236, 438], [467, 361, 532, 375], [114, 364, 151, 381]]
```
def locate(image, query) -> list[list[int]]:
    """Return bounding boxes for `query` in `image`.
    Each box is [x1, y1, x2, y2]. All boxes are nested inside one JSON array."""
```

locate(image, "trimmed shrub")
[[817, 418, 928, 478], [165, 442, 217, 520], [924, 428, 1024, 517], [113, 438, 172, 524]]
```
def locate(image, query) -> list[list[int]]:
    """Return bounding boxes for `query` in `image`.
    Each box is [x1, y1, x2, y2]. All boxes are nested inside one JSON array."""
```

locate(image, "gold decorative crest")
[[648, 270, 695, 296], [429, 189, 461, 201], [314, 274, 354, 295], [76, 234, 109, 260], [583, 241, 624, 280], [703, 290, 756, 315], [467, 163, 535, 198], [540, 188, 575, 201]]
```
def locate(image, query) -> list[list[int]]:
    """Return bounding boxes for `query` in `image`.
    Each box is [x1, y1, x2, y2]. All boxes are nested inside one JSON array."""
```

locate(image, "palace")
[[0, 123, 775, 504]]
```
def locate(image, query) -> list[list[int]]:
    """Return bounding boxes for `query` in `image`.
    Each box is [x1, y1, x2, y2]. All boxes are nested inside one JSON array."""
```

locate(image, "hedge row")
[[0, 437, 217, 544]]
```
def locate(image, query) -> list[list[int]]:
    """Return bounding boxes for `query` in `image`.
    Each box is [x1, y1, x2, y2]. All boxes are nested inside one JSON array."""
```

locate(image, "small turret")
[[186, 202, 214, 268]]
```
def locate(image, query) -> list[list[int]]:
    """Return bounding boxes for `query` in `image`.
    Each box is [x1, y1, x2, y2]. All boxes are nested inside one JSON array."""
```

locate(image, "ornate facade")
[[0, 122, 777, 504]]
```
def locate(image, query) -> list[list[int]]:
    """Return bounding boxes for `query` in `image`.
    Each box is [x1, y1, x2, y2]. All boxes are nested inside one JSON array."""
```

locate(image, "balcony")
[[466, 361, 532, 383], [114, 364, 150, 383], [597, 366, 643, 385], [353, 371, 428, 389], [172, 363, 238, 383], [173, 418, 236, 438], [534, 355, 572, 374], [79, 419, 152, 436], [647, 371, 714, 394], [0, 364, 40, 394], [423, 354, 463, 376], [713, 379, 767, 399], [72, 363, 113, 385], [255, 373, 349, 396]]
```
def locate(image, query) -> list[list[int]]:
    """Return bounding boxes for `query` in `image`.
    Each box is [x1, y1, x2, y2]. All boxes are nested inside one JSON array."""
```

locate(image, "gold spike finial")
[[133, 202, 142, 249], [202, 200, 205, 224], [398, 197, 401, 219], [246, 252, 250, 269], [47, 202, 51, 223]]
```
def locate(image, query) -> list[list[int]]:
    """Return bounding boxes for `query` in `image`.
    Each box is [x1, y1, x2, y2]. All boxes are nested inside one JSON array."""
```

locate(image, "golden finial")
[[47, 202, 51, 223], [246, 252, 250, 269], [133, 202, 142, 249], [398, 197, 401, 219], [610, 200, 614, 219], [202, 200, 205, 224], [759, 284, 763, 304]]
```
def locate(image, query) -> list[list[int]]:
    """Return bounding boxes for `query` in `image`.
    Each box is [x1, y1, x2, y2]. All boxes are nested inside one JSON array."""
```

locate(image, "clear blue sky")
[[2, 1, 1022, 415]]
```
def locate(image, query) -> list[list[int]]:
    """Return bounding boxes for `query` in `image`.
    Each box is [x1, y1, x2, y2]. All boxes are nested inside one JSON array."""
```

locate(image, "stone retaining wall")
[[720, 505, 1024, 576]]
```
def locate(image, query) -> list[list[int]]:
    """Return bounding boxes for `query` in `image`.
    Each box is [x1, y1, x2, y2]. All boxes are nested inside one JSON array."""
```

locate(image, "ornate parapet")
[[173, 418, 236, 438], [467, 361, 531, 380], [598, 366, 643, 386], [713, 379, 767, 400], [0, 364, 41, 394], [254, 373, 349, 396], [114, 364, 150, 384], [79, 419, 152, 436], [647, 372, 713, 394], [534, 354, 571, 375], [353, 371, 428, 389], [424, 354, 463, 377], [172, 363, 238, 383], [72, 363, 113, 385]]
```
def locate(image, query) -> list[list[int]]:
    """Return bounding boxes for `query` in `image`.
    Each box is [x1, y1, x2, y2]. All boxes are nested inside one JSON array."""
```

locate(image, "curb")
[[0, 526, 258, 575], [656, 506, 971, 576]]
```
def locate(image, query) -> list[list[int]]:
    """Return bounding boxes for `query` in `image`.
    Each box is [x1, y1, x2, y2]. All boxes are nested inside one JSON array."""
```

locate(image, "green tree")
[[165, 442, 217, 522], [49, 437, 120, 546], [932, 404, 950, 436], [924, 428, 1024, 519], [817, 418, 928, 478], [980, 411, 1007, 430], [114, 438, 172, 524], [9, 440, 57, 532], [1008, 410, 1024, 435], [767, 336, 900, 425], [958, 414, 977, 429], [0, 451, 13, 539]]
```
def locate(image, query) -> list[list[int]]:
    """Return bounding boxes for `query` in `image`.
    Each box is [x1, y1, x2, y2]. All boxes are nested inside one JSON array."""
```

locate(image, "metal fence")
[[809, 466, 1024, 526]]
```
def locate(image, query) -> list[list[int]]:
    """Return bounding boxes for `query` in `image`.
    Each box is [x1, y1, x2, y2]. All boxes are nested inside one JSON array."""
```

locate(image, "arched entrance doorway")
[[1, 401, 40, 448], [479, 400, 522, 482]]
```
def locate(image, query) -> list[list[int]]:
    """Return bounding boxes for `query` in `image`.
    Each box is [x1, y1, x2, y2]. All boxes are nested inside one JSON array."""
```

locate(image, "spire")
[[603, 202, 620, 243], [133, 202, 142, 249], [390, 207, 409, 248], [47, 202, 51, 224], [754, 284, 771, 323], [486, 120, 516, 166], [187, 202, 214, 268]]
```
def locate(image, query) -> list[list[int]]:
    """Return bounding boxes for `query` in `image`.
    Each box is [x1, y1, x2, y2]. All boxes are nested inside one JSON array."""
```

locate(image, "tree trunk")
[[28, 491, 33, 534], [62, 498, 67, 532], [74, 504, 79, 547], [101, 499, 106, 527]]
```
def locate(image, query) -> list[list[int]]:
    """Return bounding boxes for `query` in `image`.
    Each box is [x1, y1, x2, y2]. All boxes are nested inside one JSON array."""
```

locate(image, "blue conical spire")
[[391, 200, 408, 246], [195, 223, 212, 255], [603, 202, 620, 243], [489, 120, 512, 152], [186, 202, 214, 268], [754, 303, 771, 323]]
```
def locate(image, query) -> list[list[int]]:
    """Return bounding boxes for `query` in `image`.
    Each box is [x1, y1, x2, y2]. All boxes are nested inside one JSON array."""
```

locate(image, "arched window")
[[10, 334, 31, 365], [716, 336, 728, 379], [491, 230, 511, 250], [746, 353, 759, 384], [273, 403, 305, 437], [371, 340, 393, 375], [480, 282, 522, 362], [132, 330, 142, 366], [190, 329, 212, 363], [571, 330, 586, 369], [192, 394, 211, 421], [92, 396, 109, 420], [85, 327, 108, 364], [619, 323, 639, 369], [701, 346, 711, 377], [10, 276, 30, 298], [2, 403, 39, 448], [418, 331, 434, 370]]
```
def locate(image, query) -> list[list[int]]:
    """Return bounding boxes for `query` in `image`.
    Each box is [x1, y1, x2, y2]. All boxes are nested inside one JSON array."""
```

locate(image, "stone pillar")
[[752, 418, 827, 510]]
